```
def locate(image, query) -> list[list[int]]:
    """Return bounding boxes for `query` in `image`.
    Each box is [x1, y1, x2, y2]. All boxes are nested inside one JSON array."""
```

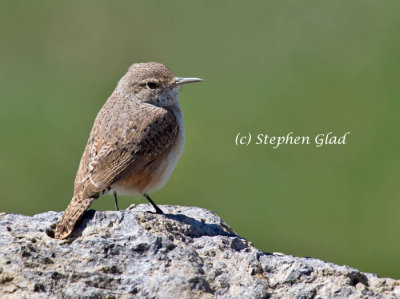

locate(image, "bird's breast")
[[111, 107, 185, 195]]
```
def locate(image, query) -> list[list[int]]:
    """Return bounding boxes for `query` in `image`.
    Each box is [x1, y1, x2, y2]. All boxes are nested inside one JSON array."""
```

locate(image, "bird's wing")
[[73, 103, 179, 198]]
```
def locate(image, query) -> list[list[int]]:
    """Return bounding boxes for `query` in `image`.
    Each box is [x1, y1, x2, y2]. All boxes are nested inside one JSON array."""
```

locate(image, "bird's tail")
[[55, 195, 96, 239]]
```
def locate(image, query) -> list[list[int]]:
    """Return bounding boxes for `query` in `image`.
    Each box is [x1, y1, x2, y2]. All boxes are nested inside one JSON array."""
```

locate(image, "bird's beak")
[[174, 77, 203, 86]]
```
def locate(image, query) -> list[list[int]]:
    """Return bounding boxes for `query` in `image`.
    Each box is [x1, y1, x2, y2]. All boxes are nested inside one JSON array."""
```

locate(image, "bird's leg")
[[113, 191, 119, 211], [143, 193, 164, 214]]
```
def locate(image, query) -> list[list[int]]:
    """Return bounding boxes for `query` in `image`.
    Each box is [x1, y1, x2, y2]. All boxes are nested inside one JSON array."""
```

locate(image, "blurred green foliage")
[[1, 1, 400, 278]]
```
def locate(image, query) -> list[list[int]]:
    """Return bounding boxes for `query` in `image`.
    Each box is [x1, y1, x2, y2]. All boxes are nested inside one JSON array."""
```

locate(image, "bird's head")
[[116, 62, 202, 106]]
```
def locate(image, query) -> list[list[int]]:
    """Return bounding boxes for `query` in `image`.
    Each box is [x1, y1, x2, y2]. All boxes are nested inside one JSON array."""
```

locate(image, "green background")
[[1, 1, 399, 279]]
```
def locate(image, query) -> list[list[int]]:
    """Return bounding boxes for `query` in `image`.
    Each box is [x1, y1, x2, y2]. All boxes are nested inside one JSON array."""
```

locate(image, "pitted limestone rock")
[[0, 204, 399, 298]]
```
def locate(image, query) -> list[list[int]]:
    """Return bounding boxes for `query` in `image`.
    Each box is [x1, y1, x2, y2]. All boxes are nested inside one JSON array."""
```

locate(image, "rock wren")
[[54, 62, 202, 239]]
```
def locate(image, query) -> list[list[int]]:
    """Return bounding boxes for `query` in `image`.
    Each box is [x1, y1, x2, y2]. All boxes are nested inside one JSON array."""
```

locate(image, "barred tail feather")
[[55, 195, 96, 239]]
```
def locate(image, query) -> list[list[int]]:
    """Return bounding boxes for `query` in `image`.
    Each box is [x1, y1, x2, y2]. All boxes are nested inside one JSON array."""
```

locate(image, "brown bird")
[[54, 62, 202, 239]]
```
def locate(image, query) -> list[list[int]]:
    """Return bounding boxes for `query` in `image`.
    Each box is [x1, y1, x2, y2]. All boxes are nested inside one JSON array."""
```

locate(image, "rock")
[[0, 204, 399, 298]]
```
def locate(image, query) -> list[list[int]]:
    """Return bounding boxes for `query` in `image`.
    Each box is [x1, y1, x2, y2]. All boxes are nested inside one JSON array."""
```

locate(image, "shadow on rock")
[[164, 213, 238, 239]]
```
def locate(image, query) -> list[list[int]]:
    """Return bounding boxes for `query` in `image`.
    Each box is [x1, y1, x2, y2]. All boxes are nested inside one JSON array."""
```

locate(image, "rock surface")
[[0, 204, 399, 298]]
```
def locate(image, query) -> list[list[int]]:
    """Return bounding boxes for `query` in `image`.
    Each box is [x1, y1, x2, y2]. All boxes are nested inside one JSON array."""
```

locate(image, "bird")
[[54, 62, 202, 239]]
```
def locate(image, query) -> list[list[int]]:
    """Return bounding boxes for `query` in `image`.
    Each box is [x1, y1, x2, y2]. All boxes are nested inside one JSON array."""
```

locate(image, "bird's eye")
[[147, 82, 157, 89]]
